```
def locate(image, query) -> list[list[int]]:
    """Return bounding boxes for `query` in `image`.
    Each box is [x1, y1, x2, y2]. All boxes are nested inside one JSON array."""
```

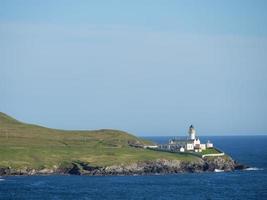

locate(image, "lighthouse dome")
[[189, 125, 195, 132]]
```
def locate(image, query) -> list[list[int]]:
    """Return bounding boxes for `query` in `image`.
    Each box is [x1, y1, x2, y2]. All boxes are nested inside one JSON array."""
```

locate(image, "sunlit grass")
[[0, 112, 198, 169]]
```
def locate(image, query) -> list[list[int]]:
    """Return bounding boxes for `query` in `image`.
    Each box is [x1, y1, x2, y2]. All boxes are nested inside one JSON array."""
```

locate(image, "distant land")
[[0, 112, 247, 176]]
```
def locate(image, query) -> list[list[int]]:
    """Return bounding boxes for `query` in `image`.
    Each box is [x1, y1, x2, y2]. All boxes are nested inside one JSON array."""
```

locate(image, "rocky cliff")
[[0, 156, 247, 176]]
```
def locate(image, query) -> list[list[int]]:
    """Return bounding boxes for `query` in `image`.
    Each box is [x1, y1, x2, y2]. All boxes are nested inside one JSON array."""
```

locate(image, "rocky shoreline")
[[0, 156, 248, 176]]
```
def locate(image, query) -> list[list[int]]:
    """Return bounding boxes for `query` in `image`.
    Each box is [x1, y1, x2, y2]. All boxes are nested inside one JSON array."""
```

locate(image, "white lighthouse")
[[188, 125, 196, 140]]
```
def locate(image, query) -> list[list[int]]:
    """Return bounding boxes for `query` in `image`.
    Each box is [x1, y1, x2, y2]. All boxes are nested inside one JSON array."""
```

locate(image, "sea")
[[0, 135, 266, 200]]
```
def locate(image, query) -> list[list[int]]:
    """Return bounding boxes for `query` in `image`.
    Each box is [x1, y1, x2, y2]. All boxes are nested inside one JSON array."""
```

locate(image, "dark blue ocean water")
[[0, 136, 267, 200]]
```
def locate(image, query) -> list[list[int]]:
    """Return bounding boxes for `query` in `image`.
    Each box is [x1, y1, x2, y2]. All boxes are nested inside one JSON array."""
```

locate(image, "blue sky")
[[1, 0, 267, 136]]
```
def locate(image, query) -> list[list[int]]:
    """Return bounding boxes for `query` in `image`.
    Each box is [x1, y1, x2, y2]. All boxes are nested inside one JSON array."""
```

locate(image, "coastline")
[[0, 156, 248, 176]]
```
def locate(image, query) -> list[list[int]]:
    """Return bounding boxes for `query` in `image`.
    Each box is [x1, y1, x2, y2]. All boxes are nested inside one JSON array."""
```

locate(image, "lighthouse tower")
[[188, 125, 196, 140]]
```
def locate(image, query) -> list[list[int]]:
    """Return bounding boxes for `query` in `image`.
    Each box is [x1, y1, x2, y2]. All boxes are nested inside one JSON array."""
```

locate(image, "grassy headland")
[[0, 112, 197, 170]]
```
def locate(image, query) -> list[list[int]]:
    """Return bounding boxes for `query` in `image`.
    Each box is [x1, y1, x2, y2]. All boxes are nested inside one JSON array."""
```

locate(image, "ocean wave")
[[0, 179, 5, 181], [244, 167, 264, 171], [214, 169, 224, 172]]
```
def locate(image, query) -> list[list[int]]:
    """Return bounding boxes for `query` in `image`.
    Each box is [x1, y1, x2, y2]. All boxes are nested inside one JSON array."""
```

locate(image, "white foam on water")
[[244, 167, 264, 171], [214, 169, 224, 172], [0, 179, 5, 181]]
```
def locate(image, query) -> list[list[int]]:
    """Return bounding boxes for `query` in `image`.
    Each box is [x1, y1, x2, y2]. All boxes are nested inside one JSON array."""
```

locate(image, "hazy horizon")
[[1, 1, 267, 136]]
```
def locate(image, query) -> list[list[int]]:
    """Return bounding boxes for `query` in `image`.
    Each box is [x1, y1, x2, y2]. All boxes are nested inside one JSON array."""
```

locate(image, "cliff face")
[[203, 156, 236, 172], [70, 156, 240, 175], [0, 156, 247, 176]]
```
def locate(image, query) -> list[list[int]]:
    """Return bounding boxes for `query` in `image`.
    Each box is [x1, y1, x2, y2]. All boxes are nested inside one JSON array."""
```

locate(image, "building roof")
[[170, 139, 194, 144]]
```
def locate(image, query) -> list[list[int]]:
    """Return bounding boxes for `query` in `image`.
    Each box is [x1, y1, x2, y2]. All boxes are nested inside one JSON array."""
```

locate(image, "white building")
[[186, 142, 194, 151], [167, 125, 213, 152], [206, 140, 213, 148]]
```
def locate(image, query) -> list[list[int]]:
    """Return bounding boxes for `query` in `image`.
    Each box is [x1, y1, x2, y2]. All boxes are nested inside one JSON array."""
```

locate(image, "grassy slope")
[[0, 112, 197, 169], [200, 148, 221, 155]]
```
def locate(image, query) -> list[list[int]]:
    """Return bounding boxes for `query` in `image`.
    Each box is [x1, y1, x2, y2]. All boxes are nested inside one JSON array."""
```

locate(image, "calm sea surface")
[[0, 136, 267, 200]]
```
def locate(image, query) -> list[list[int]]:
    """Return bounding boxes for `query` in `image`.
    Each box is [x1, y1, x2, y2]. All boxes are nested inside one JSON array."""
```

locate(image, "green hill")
[[0, 112, 197, 170]]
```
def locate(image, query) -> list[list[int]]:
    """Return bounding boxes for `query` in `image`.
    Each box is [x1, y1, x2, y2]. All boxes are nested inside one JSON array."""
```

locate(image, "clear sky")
[[1, 0, 267, 136]]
